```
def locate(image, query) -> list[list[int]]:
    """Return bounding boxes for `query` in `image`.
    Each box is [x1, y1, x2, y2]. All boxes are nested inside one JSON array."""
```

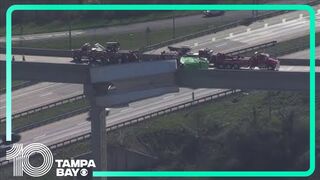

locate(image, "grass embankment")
[[1, 11, 200, 36], [14, 19, 234, 50], [0, 90, 315, 180], [108, 91, 311, 171]]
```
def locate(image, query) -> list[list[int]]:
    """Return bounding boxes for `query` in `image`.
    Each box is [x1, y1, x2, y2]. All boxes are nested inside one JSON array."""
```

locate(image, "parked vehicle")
[[203, 10, 225, 17]]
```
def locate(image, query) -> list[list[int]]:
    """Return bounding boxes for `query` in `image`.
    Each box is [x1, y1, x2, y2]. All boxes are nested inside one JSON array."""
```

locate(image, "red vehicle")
[[199, 49, 280, 71]]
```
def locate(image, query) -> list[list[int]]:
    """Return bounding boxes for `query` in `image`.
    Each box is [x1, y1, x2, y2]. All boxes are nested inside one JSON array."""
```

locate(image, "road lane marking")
[[77, 121, 88, 126], [120, 108, 132, 113], [33, 134, 47, 141], [215, 42, 227, 47], [39, 92, 53, 97], [163, 94, 175, 99]]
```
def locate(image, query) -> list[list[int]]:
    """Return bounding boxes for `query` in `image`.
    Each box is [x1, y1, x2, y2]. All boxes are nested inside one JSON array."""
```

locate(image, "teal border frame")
[[5, 4, 316, 177]]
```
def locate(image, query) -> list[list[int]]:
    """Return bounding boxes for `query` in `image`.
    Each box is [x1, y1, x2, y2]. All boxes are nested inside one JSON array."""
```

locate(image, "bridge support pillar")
[[84, 84, 108, 179]]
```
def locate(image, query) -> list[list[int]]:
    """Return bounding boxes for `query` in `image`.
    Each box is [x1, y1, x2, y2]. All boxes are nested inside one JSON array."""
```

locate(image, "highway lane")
[[0, 82, 83, 119]]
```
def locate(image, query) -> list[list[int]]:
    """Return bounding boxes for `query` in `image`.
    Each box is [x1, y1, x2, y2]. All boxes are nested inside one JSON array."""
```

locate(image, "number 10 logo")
[[6, 143, 53, 177]]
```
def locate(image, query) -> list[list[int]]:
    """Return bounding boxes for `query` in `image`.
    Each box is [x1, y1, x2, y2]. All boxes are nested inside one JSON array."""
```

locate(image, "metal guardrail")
[[0, 89, 240, 167], [13, 106, 90, 133], [0, 94, 86, 123]]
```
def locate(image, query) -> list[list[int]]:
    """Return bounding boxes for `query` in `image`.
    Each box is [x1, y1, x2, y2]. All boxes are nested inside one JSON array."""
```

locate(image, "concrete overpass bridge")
[[0, 52, 318, 171]]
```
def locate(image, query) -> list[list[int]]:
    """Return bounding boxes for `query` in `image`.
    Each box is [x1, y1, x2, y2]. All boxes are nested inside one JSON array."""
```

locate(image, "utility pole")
[[68, 14, 72, 50], [19, 22, 23, 47], [252, 0, 257, 18], [129, 33, 134, 49], [145, 27, 151, 46], [19, 11, 24, 47], [172, 11, 176, 39]]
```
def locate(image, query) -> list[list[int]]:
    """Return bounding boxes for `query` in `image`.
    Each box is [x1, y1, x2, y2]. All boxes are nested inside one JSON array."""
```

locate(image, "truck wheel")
[[218, 64, 224, 69], [73, 55, 81, 62], [268, 65, 275, 71], [233, 64, 240, 70]]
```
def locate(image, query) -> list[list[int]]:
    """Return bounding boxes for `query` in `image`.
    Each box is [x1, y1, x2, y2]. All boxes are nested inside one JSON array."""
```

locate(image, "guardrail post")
[[84, 84, 107, 178]]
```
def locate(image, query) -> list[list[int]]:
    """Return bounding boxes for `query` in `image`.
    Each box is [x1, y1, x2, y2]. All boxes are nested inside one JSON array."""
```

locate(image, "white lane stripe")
[[233, 18, 308, 37], [229, 23, 309, 43], [237, 26, 310, 44], [163, 94, 175, 99], [77, 121, 88, 126], [120, 108, 132, 112], [39, 92, 53, 97], [246, 28, 309, 44], [229, 20, 309, 42], [216, 42, 227, 47], [33, 134, 47, 141]]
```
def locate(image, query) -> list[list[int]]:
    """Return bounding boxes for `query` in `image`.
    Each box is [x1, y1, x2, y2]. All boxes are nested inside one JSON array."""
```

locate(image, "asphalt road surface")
[[0, 82, 82, 118]]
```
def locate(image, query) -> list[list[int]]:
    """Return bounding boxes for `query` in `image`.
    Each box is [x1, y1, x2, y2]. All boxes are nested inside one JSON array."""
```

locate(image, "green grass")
[[0, 98, 88, 134], [1, 11, 200, 36], [107, 91, 310, 171], [14, 18, 235, 50]]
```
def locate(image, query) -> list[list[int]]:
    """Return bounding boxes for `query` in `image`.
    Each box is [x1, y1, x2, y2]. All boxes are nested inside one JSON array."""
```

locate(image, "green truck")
[[179, 56, 209, 70]]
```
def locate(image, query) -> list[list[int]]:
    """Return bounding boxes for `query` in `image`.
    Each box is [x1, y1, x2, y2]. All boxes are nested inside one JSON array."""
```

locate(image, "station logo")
[[6, 143, 95, 177], [55, 159, 96, 177], [6, 143, 53, 177]]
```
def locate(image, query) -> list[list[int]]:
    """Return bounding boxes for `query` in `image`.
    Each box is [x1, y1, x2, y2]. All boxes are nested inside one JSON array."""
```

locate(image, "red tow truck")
[[199, 49, 280, 71]]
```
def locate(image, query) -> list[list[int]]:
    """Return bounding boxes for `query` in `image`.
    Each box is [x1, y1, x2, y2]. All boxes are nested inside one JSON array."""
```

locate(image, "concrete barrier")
[[279, 58, 320, 66], [176, 69, 319, 91]]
